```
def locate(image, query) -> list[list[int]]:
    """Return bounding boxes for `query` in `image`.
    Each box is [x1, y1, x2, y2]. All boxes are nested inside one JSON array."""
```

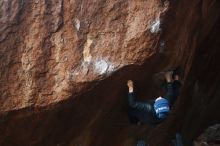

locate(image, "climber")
[[127, 67, 182, 125]]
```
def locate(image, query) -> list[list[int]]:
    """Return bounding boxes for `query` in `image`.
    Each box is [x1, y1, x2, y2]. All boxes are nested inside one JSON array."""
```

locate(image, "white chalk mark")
[[74, 18, 80, 31], [107, 64, 115, 73], [150, 19, 160, 33], [70, 57, 116, 82], [94, 59, 108, 74]]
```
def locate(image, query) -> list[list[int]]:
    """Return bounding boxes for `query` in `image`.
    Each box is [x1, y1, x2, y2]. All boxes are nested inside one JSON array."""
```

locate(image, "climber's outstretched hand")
[[127, 80, 134, 93]]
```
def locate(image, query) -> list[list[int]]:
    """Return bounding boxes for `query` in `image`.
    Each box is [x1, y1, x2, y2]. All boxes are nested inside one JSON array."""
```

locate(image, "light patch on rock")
[[35, 0, 39, 4], [81, 61, 90, 75], [69, 61, 90, 82], [93, 58, 116, 75], [75, 62, 89, 75], [83, 38, 93, 62], [94, 59, 108, 74], [150, 18, 160, 33], [70, 57, 116, 82], [74, 18, 80, 31], [159, 40, 165, 53], [107, 64, 115, 73]]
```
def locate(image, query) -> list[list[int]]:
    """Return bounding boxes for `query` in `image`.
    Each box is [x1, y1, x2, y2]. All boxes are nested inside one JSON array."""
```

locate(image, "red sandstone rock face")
[[0, 0, 167, 112], [1, 0, 220, 146]]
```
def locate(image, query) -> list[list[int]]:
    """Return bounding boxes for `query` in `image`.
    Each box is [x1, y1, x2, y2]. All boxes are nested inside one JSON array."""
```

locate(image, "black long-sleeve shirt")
[[128, 92, 161, 124]]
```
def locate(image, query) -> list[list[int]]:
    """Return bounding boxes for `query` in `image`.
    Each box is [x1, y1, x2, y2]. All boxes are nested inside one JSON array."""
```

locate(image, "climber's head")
[[154, 97, 170, 119]]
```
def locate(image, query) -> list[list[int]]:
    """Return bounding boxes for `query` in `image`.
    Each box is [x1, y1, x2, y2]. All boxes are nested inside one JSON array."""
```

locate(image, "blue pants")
[[136, 140, 146, 146], [172, 133, 184, 146]]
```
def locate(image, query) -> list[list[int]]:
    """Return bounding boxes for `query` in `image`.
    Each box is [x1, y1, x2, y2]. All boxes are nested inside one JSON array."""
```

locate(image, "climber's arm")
[[127, 80, 150, 111]]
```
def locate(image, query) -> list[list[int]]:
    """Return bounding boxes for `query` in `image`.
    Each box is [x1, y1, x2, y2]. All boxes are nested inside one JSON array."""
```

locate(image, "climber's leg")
[[128, 109, 141, 124]]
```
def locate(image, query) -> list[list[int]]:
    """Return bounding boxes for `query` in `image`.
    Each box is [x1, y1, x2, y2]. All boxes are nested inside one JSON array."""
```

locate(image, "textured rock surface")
[[147, 0, 220, 145], [0, 0, 220, 146], [193, 124, 220, 146], [0, 0, 167, 112]]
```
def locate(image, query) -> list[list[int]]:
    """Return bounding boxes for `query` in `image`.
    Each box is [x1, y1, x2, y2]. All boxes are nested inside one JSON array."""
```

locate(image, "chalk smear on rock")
[[94, 59, 115, 75], [150, 18, 160, 33], [74, 18, 80, 31]]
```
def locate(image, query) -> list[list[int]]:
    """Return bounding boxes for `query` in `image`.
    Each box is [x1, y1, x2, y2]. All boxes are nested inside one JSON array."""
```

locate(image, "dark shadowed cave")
[[0, 0, 220, 146]]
